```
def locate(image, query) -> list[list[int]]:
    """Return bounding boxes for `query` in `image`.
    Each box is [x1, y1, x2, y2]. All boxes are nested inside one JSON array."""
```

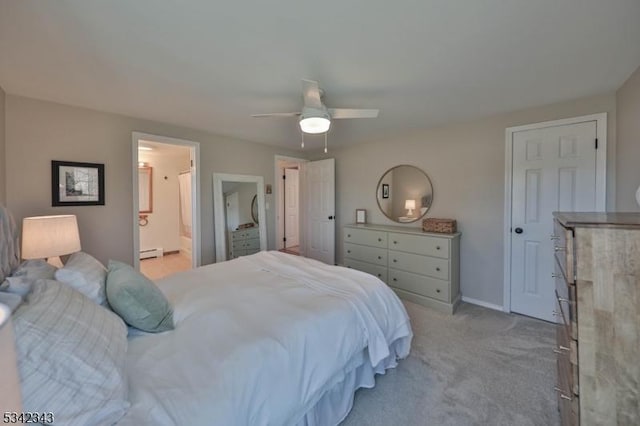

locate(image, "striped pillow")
[[55, 251, 107, 305], [13, 279, 129, 425]]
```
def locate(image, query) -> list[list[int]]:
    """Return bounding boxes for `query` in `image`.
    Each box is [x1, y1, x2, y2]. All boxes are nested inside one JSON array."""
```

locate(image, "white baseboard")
[[461, 296, 504, 312]]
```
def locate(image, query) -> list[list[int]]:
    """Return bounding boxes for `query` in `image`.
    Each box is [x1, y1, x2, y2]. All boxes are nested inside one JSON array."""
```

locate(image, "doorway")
[[503, 114, 607, 321], [275, 156, 306, 255], [132, 132, 201, 277]]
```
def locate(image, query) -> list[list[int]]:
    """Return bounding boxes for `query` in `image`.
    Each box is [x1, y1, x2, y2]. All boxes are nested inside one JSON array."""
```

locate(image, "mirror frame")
[[212, 173, 267, 262], [375, 164, 434, 224], [138, 166, 153, 214], [251, 194, 259, 224]]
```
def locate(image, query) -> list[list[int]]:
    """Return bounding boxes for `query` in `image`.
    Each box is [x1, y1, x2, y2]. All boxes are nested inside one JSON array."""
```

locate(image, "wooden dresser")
[[552, 212, 640, 425], [343, 224, 460, 313], [230, 227, 260, 259]]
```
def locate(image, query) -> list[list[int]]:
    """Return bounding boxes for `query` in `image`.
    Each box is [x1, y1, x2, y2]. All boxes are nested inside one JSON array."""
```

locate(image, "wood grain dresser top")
[[553, 212, 640, 229]]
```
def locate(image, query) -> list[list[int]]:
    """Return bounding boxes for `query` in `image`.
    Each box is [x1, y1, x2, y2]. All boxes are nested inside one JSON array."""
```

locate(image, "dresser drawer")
[[233, 238, 260, 251], [344, 227, 388, 248], [556, 319, 579, 395], [344, 243, 387, 266], [556, 356, 580, 426], [555, 259, 577, 340], [388, 250, 449, 280], [344, 258, 387, 283], [388, 233, 449, 259], [388, 269, 449, 302]]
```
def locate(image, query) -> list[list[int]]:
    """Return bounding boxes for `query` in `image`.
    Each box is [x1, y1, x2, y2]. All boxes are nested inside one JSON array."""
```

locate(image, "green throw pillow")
[[106, 260, 174, 332]]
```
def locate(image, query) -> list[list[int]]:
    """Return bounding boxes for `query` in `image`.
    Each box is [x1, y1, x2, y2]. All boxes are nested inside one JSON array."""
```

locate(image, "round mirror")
[[376, 165, 433, 223], [251, 194, 259, 224]]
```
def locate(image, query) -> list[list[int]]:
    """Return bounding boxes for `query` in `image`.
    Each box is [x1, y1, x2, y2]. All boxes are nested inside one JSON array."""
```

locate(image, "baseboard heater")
[[140, 248, 164, 260]]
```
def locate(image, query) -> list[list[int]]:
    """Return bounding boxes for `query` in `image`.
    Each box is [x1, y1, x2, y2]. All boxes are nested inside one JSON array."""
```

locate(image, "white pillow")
[[55, 251, 107, 305], [13, 279, 129, 425]]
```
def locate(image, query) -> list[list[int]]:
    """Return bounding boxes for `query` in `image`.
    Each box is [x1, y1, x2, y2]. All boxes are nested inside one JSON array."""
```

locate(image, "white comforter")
[[118, 251, 412, 426]]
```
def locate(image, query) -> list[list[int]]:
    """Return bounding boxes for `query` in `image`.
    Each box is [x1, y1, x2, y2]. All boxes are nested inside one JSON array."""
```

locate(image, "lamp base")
[[46, 256, 64, 268]]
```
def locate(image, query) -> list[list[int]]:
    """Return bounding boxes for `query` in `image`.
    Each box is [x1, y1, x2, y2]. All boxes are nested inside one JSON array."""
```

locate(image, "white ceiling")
[[1, 1, 639, 151]]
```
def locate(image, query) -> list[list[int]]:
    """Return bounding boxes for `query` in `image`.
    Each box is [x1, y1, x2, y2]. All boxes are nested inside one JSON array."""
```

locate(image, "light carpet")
[[342, 301, 559, 426]]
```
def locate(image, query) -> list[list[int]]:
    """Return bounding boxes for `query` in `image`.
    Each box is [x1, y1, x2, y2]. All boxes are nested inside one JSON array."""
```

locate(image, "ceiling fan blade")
[[301, 79, 323, 109], [328, 108, 379, 119], [251, 112, 301, 118]]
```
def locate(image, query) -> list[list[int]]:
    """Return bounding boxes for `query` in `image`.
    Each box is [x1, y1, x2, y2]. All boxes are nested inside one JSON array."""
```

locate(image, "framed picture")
[[382, 183, 390, 199], [52, 160, 105, 206], [355, 209, 367, 224]]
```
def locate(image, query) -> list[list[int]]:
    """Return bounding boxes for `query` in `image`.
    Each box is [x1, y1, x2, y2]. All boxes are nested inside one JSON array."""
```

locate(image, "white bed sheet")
[[118, 251, 412, 426]]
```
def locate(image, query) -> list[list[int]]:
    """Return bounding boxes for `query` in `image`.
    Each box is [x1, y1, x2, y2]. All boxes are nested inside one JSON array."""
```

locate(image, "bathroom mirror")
[[376, 165, 433, 223], [138, 166, 153, 213]]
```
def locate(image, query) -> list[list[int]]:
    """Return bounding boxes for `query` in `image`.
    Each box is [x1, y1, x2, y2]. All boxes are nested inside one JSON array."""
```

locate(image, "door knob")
[[514, 227, 523, 234], [328, 215, 334, 220]]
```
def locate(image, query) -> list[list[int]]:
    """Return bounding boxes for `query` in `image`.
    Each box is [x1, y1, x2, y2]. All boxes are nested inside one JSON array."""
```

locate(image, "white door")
[[510, 121, 599, 322], [305, 158, 335, 264], [284, 168, 300, 247]]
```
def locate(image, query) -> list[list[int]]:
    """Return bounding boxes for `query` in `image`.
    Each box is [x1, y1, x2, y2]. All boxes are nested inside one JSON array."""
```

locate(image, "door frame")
[[131, 132, 201, 271], [212, 172, 267, 262], [502, 113, 607, 313], [274, 155, 308, 253]]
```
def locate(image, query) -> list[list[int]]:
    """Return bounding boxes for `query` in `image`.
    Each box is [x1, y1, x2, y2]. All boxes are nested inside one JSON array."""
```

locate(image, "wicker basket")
[[422, 218, 457, 234]]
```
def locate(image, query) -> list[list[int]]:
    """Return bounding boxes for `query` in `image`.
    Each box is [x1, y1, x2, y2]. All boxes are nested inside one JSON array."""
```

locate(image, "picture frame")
[[382, 183, 389, 199], [355, 209, 367, 224], [52, 160, 105, 206]]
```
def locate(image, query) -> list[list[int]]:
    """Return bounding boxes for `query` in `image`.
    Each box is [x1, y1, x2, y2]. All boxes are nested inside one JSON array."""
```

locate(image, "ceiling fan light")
[[299, 116, 331, 134]]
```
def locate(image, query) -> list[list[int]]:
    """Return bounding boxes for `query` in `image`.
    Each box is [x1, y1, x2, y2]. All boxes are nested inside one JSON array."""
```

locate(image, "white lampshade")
[[21, 215, 81, 264], [0, 303, 22, 412], [299, 116, 331, 134], [404, 200, 416, 210]]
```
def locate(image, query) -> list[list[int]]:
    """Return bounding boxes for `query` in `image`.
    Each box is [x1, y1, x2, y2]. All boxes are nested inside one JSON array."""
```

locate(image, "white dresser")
[[343, 224, 461, 313], [230, 227, 260, 259]]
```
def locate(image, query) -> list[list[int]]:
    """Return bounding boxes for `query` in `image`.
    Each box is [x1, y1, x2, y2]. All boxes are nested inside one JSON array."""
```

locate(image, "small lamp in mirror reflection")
[[21, 215, 81, 268], [405, 199, 416, 217], [0, 303, 22, 412]]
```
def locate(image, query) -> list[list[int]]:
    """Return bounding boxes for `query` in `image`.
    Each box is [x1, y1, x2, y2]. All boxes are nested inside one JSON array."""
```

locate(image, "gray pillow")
[[55, 251, 107, 305], [106, 260, 174, 332], [13, 279, 129, 425], [12, 259, 57, 280]]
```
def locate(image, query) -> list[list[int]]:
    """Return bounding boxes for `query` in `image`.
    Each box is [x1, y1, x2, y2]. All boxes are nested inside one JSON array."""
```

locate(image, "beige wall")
[[616, 65, 640, 212], [330, 93, 616, 307], [0, 85, 5, 205], [5, 95, 300, 266]]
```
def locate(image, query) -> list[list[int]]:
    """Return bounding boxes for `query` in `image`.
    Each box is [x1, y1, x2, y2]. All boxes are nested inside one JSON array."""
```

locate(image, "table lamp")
[[21, 215, 81, 268], [405, 199, 416, 217], [0, 303, 22, 412]]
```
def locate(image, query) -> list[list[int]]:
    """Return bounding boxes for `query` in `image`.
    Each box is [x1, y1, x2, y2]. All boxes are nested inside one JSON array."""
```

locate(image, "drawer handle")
[[377, 274, 382, 277], [550, 234, 560, 241], [347, 250, 351, 254], [552, 310, 560, 317], [436, 267, 440, 272], [347, 234, 351, 238], [554, 246, 566, 252], [436, 246, 441, 250], [378, 238, 382, 242], [393, 259, 397, 263], [553, 387, 572, 401], [552, 346, 570, 355], [551, 273, 560, 278], [557, 297, 571, 304]]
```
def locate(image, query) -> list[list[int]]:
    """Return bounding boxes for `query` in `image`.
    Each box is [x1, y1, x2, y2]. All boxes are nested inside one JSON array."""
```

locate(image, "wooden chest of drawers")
[[343, 224, 461, 314], [552, 212, 640, 425], [230, 227, 260, 259]]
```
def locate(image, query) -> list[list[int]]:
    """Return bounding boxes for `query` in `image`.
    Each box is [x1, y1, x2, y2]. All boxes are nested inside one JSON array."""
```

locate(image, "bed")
[[1, 206, 412, 425]]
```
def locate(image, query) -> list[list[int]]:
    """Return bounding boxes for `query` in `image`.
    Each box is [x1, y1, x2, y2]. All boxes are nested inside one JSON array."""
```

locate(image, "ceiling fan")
[[252, 79, 379, 139]]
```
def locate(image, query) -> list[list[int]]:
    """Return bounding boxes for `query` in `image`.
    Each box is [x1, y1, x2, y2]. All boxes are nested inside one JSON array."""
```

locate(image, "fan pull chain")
[[301, 131, 305, 148], [324, 132, 328, 153]]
